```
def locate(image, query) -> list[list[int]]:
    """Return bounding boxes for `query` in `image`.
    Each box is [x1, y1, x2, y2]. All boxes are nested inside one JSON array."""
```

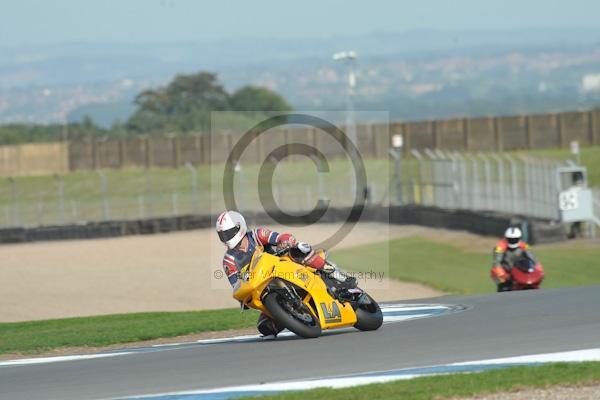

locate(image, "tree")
[[127, 72, 231, 133], [230, 85, 292, 112], [126, 72, 292, 135]]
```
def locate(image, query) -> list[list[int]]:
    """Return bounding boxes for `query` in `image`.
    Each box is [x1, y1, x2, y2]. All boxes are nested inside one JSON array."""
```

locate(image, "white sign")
[[392, 134, 403, 148], [570, 141, 580, 156], [559, 189, 580, 211]]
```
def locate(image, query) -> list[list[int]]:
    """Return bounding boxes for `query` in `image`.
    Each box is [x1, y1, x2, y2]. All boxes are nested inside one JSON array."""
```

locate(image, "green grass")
[[0, 308, 257, 355], [2, 143, 600, 227], [0, 157, 392, 226], [242, 362, 600, 400], [333, 237, 600, 294]]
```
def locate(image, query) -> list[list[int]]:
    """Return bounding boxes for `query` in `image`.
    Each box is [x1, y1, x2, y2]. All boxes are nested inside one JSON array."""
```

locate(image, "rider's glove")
[[277, 234, 297, 250], [296, 241, 312, 255], [323, 260, 336, 274]]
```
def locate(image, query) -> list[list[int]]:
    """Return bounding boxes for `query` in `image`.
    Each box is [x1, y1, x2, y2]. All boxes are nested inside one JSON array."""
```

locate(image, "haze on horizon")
[[2, 0, 600, 47]]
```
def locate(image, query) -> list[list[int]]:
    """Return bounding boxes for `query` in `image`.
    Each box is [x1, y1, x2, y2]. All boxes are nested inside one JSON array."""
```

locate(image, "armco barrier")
[[0, 205, 566, 245]]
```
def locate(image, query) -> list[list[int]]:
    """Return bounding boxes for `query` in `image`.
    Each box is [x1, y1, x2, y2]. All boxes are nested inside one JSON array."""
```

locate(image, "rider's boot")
[[324, 261, 357, 289], [257, 313, 283, 337]]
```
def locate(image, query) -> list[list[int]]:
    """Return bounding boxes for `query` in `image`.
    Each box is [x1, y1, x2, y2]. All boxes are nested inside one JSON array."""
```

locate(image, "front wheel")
[[263, 292, 322, 339], [354, 293, 383, 331]]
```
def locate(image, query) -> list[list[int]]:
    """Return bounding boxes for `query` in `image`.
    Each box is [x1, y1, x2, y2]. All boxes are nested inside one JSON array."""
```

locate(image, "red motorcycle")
[[491, 256, 545, 292]]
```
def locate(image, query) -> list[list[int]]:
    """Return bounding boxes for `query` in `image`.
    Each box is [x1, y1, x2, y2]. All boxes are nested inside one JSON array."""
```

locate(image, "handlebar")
[[273, 246, 291, 256]]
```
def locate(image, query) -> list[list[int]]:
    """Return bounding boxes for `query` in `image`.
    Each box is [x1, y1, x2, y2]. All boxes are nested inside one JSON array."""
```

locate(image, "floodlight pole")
[[333, 51, 359, 199]]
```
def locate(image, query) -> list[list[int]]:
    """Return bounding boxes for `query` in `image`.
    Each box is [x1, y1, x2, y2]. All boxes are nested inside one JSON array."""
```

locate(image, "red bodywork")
[[510, 262, 545, 290]]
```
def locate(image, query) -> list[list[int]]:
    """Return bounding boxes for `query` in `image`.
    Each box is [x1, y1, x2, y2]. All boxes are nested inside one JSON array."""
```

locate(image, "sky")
[[1, 0, 600, 46]]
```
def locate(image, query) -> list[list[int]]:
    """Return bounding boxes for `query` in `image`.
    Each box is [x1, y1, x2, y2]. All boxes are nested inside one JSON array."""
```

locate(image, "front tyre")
[[354, 293, 383, 331], [263, 292, 322, 339]]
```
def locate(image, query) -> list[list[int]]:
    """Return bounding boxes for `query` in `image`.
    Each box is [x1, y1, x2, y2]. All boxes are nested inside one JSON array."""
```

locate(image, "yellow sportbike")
[[233, 247, 383, 338]]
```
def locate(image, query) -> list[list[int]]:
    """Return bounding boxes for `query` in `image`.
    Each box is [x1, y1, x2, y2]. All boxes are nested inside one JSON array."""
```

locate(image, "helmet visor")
[[218, 225, 240, 243], [507, 237, 520, 247]]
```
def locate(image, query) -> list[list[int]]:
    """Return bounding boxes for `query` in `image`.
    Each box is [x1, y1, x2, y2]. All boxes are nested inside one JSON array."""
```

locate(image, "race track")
[[2, 285, 600, 400]]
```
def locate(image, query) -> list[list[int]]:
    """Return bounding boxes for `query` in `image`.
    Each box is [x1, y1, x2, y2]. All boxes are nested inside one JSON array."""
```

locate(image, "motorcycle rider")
[[490, 226, 537, 292], [215, 210, 356, 336]]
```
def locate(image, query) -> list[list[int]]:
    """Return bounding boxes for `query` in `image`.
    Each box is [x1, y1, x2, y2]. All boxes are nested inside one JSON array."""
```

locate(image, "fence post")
[[465, 154, 479, 210], [463, 118, 470, 151], [493, 117, 503, 151], [451, 152, 466, 209], [424, 149, 438, 206], [118, 139, 126, 168], [185, 162, 199, 214], [477, 154, 493, 210], [7, 177, 21, 227], [518, 155, 533, 217], [54, 174, 65, 225], [144, 137, 153, 168], [399, 123, 408, 157], [171, 192, 179, 216], [92, 139, 99, 170], [594, 111, 600, 146], [436, 150, 454, 208], [36, 203, 43, 226], [172, 135, 181, 168], [525, 115, 533, 149], [431, 121, 438, 149], [588, 110, 596, 146], [234, 162, 245, 212], [71, 200, 79, 222], [145, 169, 154, 218], [450, 151, 462, 208], [96, 170, 110, 221], [411, 149, 423, 205], [504, 155, 519, 214], [491, 154, 505, 212], [137, 195, 145, 219], [389, 148, 402, 205], [557, 114, 565, 148]]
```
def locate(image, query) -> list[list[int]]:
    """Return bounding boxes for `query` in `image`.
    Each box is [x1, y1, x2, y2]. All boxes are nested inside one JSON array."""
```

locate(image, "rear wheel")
[[354, 293, 383, 331], [263, 292, 322, 339]]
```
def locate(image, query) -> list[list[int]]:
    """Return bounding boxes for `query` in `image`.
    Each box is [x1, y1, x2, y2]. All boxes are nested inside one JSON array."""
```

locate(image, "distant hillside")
[[2, 27, 600, 125], [68, 101, 136, 128]]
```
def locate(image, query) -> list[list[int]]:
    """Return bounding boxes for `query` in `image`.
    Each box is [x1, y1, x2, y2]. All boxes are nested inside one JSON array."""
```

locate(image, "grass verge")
[[0, 308, 257, 355], [242, 362, 600, 400], [333, 237, 600, 294]]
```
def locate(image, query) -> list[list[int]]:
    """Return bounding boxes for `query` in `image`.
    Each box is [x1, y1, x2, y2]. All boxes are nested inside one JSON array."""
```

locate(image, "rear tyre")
[[263, 292, 322, 339], [354, 293, 383, 331]]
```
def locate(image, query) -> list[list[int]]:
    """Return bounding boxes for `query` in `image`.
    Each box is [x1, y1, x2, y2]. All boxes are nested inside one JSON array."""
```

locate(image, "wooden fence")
[[1, 109, 599, 176]]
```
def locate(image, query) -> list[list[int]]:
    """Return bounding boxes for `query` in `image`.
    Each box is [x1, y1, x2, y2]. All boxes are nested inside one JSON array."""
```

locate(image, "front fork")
[[265, 279, 303, 309]]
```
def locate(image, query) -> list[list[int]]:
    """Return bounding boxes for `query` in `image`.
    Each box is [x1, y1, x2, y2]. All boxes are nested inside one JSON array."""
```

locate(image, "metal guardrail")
[[399, 150, 567, 221]]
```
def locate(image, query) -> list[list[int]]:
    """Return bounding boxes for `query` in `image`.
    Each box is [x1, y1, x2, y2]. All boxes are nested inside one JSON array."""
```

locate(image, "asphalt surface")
[[2, 285, 600, 400]]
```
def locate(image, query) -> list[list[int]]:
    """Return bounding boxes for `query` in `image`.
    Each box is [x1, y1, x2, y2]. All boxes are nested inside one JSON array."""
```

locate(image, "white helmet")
[[216, 211, 247, 249], [504, 227, 522, 249]]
